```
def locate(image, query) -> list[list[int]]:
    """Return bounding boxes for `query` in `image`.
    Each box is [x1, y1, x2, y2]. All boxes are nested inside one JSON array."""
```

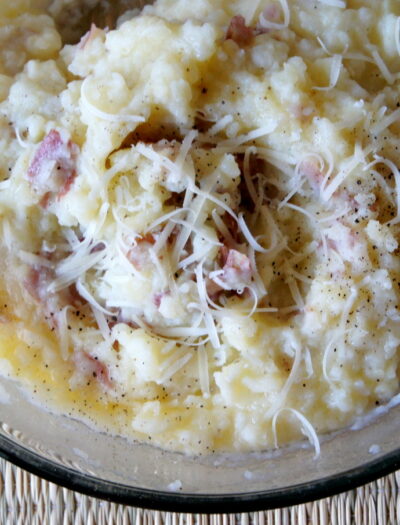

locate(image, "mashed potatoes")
[[0, 0, 400, 455]]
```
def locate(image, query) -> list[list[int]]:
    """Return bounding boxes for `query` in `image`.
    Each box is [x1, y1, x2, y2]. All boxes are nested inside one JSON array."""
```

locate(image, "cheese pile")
[[0, 0, 399, 455]]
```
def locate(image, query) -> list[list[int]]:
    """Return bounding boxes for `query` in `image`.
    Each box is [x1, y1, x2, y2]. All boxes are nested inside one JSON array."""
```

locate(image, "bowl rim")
[[0, 433, 399, 513]]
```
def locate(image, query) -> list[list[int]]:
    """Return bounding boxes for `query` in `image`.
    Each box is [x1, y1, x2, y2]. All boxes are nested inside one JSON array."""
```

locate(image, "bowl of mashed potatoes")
[[0, 0, 399, 511]]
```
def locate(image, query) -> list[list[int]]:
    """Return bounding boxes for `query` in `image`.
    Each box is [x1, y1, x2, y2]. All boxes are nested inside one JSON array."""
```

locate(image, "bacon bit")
[[226, 16, 254, 46], [28, 130, 79, 206], [222, 249, 252, 289], [90, 242, 106, 254], [224, 212, 241, 244], [78, 23, 102, 50], [76, 351, 112, 389], [112, 340, 120, 352], [24, 265, 61, 329], [210, 248, 253, 297], [25, 266, 53, 304], [218, 245, 230, 267], [369, 201, 379, 213], [140, 233, 156, 245], [206, 278, 224, 302], [107, 317, 119, 332], [25, 265, 86, 329], [153, 292, 164, 308], [39, 193, 52, 209], [127, 241, 153, 271], [126, 233, 156, 270], [299, 160, 323, 193]]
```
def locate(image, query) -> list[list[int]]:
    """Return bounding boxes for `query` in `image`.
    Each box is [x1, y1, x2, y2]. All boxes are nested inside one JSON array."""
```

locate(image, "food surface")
[[0, 0, 400, 455]]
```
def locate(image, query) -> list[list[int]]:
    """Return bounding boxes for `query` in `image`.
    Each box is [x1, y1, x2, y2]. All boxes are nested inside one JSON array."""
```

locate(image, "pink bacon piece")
[[25, 265, 53, 304], [28, 130, 79, 206], [226, 15, 255, 46], [25, 264, 87, 331], [207, 248, 252, 299], [222, 249, 252, 289], [127, 234, 156, 271], [298, 159, 324, 194], [75, 351, 112, 389]]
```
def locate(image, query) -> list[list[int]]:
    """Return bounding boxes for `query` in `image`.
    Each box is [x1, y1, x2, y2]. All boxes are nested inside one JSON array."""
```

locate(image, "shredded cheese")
[[317, 0, 345, 7], [81, 78, 145, 123], [197, 345, 210, 398], [313, 55, 342, 91], [396, 17, 400, 58], [369, 48, 395, 85], [272, 408, 321, 459]]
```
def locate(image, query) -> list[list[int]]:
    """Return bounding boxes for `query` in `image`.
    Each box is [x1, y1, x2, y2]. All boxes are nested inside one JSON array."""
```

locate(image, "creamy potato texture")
[[0, 0, 400, 455]]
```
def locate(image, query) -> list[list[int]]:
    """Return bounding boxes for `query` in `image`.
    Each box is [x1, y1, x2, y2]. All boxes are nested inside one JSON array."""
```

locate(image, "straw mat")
[[0, 459, 399, 524]]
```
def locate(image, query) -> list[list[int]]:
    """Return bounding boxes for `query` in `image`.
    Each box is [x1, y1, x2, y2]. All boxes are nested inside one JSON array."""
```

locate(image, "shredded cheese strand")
[[81, 78, 145, 123], [265, 342, 302, 418], [396, 17, 400, 57], [322, 144, 365, 201], [313, 55, 342, 91], [370, 48, 395, 85], [55, 306, 71, 361], [195, 261, 221, 349], [317, 0, 345, 7], [364, 156, 400, 225], [272, 408, 321, 459], [197, 345, 210, 398], [158, 352, 193, 384], [76, 278, 115, 316], [370, 108, 400, 136], [207, 115, 233, 136], [238, 213, 268, 253]]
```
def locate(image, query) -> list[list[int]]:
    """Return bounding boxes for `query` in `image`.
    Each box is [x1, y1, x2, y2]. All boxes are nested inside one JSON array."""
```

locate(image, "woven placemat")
[[0, 459, 398, 524]]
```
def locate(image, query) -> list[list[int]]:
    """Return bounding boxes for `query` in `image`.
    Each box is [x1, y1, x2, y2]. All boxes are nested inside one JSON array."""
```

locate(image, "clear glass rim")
[[0, 433, 399, 513]]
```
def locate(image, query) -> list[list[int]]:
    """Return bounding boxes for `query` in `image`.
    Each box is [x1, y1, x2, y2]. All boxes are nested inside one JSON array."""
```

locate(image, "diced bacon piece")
[[226, 16, 254, 46], [140, 233, 156, 245], [25, 265, 86, 326], [209, 249, 253, 295], [299, 160, 323, 193], [222, 249, 252, 288], [28, 130, 79, 205], [74, 351, 112, 388], [25, 266, 53, 304], [153, 293, 163, 308], [153, 291, 169, 308], [218, 245, 230, 267], [90, 242, 106, 254], [127, 238, 154, 271]]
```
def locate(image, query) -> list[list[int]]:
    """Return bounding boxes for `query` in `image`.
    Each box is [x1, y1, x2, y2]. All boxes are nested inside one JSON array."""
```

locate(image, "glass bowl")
[[1, 0, 399, 513], [0, 376, 399, 513]]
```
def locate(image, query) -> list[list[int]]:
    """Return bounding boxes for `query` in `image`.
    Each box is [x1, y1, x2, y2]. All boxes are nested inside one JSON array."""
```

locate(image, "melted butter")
[[0, 298, 137, 436]]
